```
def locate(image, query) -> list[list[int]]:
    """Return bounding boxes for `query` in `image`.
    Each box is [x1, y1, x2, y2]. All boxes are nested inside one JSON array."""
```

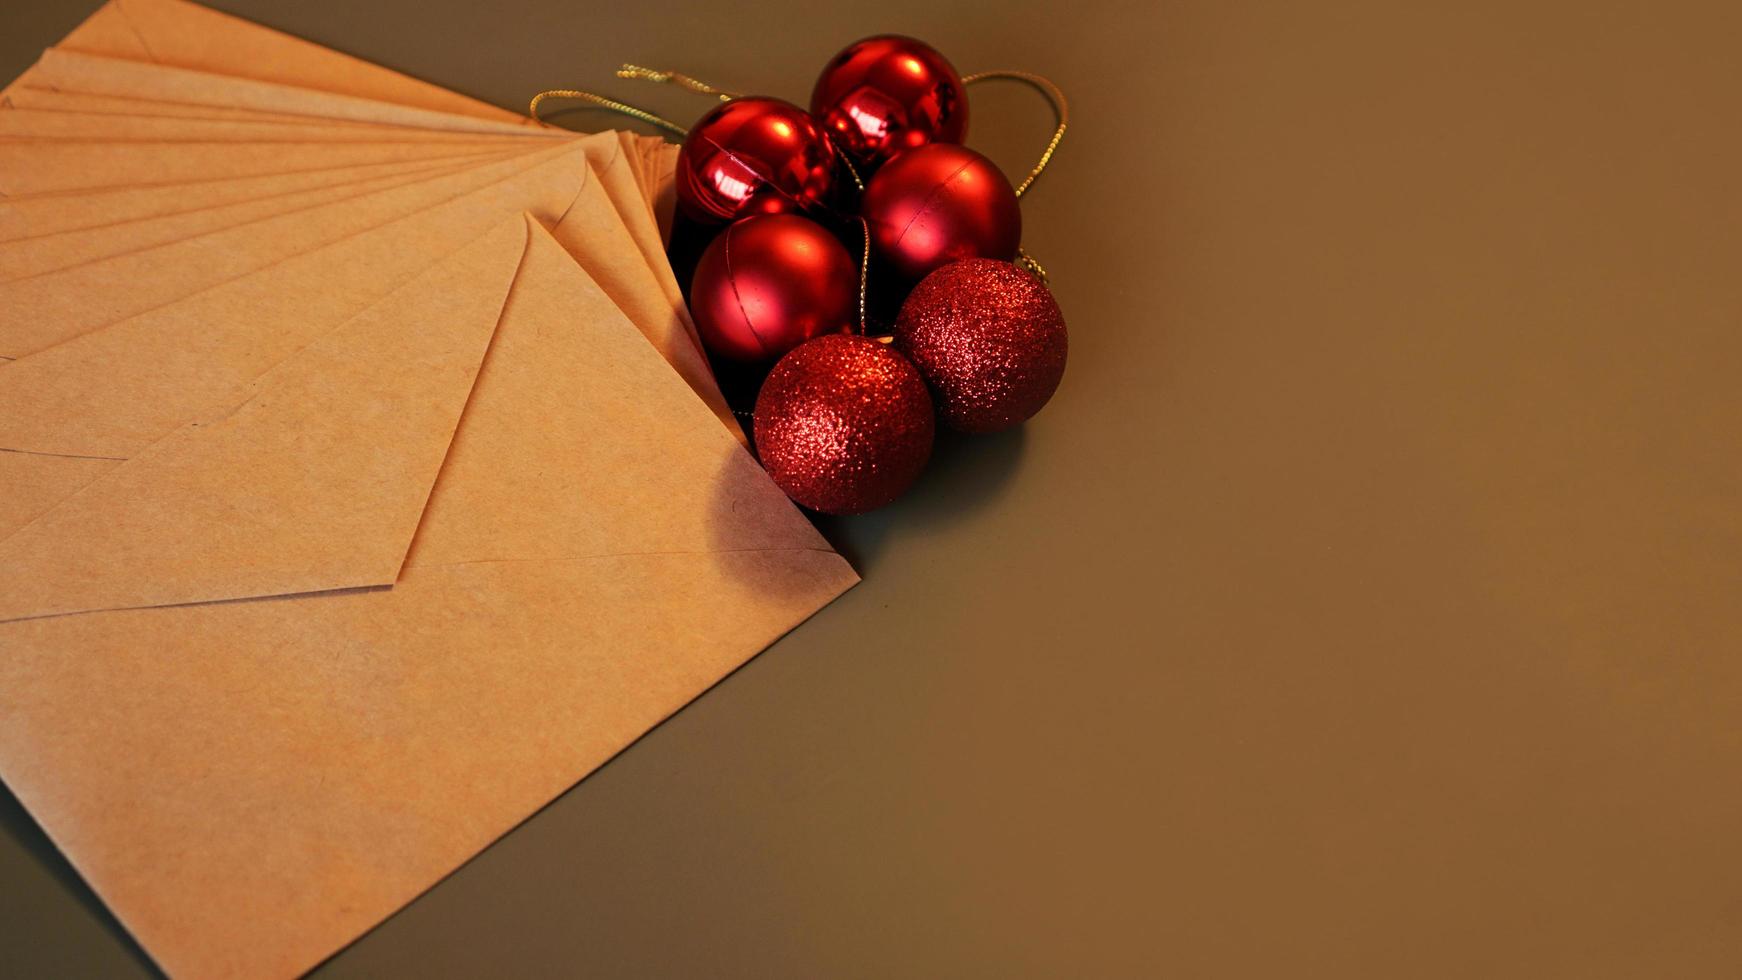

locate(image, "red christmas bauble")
[[690, 214, 857, 362], [862, 143, 1020, 282], [676, 97, 837, 223], [754, 334, 935, 514], [894, 258, 1067, 433], [810, 35, 968, 167]]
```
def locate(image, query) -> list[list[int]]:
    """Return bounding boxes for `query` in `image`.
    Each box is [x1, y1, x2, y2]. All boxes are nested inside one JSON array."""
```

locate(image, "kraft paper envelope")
[[619, 130, 655, 220], [0, 220, 522, 621], [0, 149, 518, 241], [621, 134, 675, 241], [0, 148, 732, 533], [17, 8, 699, 354], [0, 146, 702, 418], [0, 137, 714, 430], [638, 136, 678, 236], [0, 56, 669, 315], [0, 153, 587, 444], [1, 88, 484, 133], [0, 153, 522, 281], [0, 215, 857, 979], [0, 137, 537, 196], [1, 86, 444, 125], [0, 128, 696, 376], [50, 0, 528, 124], [20, 11, 696, 343], [4, 129, 660, 334], [0, 86, 456, 128], [630, 133, 673, 224], [592, 135, 690, 349], [0, 140, 585, 354], [584, 131, 705, 355], [0, 107, 557, 143], [23, 48, 544, 137]]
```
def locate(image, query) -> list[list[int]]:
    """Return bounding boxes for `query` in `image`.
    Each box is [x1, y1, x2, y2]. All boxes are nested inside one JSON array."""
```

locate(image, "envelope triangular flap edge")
[[0, 216, 856, 980], [0, 215, 530, 623]]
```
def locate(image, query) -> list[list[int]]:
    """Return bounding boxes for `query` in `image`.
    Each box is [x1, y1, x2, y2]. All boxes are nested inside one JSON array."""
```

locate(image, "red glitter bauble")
[[810, 35, 968, 167], [690, 214, 857, 362], [861, 143, 1020, 282], [894, 258, 1067, 433], [675, 97, 837, 223], [753, 334, 935, 514]]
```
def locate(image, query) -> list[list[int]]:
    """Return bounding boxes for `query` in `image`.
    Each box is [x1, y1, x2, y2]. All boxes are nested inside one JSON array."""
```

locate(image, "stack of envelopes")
[[0, 1, 859, 976]]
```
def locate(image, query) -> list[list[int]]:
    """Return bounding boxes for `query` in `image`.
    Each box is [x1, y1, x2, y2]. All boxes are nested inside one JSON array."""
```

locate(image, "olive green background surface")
[[3, 0, 1741, 976]]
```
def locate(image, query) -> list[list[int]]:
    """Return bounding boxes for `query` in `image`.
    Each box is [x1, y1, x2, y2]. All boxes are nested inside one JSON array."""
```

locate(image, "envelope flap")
[[62, 0, 528, 124], [405, 216, 828, 570], [0, 218, 856, 980], [0, 139, 580, 364], [27, 47, 547, 137], [0, 217, 528, 623], [0, 145, 596, 548], [46, 1, 150, 61]]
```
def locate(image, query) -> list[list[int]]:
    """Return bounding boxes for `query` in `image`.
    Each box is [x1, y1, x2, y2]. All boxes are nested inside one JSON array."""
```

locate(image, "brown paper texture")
[[0, 144, 599, 544], [570, 131, 706, 358], [544, 169, 729, 438], [0, 151, 514, 240], [0, 450, 118, 537], [0, 137, 536, 196], [0, 106, 552, 143], [618, 130, 654, 218], [0, 153, 520, 280], [0, 141, 583, 354], [16, 4, 700, 361], [1, 54, 692, 360], [595, 136, 699, 353], [23, 48, 546, 137], [1, 86, 432, 125], [54, 0, 529, 124], [0, 214, 856, 980], [0, 143, 733, 536], [0, 219, 525, 622], [630, 133, 672, 226], [0, 136, 727, 435], [18, 34, 700, 356]]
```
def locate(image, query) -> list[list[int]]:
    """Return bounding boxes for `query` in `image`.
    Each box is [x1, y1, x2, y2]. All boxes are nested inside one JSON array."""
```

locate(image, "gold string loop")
[[616, 64, 741, 102], [855, 216, 871, 334], [527, 88, 688, 137], [961, 70, 1068, 199], [833, 138, 865, 192], [535, 66, 1061, 288], [1015, 247, 1049, 283]]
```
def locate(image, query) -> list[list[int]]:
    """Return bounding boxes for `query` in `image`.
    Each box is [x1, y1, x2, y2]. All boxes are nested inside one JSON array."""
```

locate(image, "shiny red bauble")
[[754, 334, 935, 514], [862, 143, 1021, 282], [675, 97, 838, 223], [689, 214, 857, 362], [895, 258, 1067, 433], [810, 35, 968, 167]]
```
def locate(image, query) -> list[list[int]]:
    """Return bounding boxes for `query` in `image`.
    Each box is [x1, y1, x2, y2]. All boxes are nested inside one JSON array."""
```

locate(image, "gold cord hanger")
[[961, 70, 1068, 198], [615, 64, 742, 101], [527, 88, 688, 137], [531, 61, 1064, 303]]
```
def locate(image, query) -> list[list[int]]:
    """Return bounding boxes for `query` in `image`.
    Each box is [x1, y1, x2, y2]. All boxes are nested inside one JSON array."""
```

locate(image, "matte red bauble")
[[862, 143, 1020, 282], [810, 35, 968, 167], [675, 97, 837, 223], [753, 334, 935, 515], [894, 258, 1067, 433], [689, 214, 857, 362]]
